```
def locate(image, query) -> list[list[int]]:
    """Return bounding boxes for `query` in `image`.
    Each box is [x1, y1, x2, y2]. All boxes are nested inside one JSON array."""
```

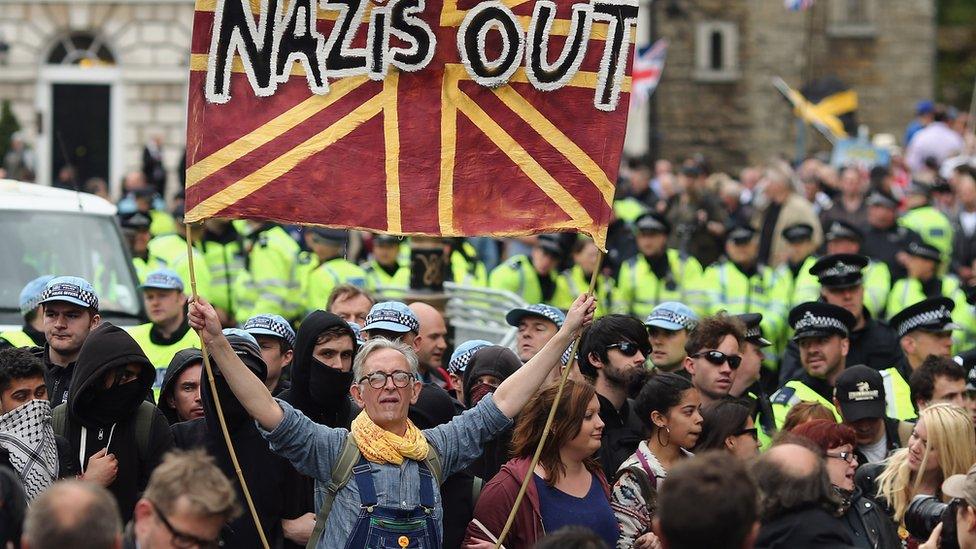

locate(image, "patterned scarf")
[[351, 412, 429, 465], [0, 400, 59, 499]]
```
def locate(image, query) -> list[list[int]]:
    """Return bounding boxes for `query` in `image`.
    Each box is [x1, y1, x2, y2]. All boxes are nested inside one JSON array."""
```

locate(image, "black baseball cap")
[[789, 302, 856, 342], [834, 365, 886, 422], [809, 253, 869, 289]]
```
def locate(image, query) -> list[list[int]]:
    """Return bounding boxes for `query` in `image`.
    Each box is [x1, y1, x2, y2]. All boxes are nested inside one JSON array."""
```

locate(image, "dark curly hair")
[[684, 313, 745, 355], [0, 348, 45, 394]]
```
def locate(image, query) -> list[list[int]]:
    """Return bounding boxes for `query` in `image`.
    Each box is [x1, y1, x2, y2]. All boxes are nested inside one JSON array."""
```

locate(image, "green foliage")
[[0, 100, 20, 160]]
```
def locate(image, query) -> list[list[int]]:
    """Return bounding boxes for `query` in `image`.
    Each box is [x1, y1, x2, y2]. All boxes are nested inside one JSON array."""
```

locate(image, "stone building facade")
[[0, 1, 194, 197], [623, 0, 936, 171], [0, 0, 935, 194]]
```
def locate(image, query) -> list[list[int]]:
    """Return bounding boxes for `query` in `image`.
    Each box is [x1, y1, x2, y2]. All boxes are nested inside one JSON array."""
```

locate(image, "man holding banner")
[[187, 293, 594, 548]]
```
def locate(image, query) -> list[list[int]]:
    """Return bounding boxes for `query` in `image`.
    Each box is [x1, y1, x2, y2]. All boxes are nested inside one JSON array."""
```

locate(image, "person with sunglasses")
[[578, 314, 652, 476], [792, 419, 900, 549], [694, 398, 760, 460], [129, 449, 240, 549], [682, 313, 746, 407], [770, 302, 856, 429]]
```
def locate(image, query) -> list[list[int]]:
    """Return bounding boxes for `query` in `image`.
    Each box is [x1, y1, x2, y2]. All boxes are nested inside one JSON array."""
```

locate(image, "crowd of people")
[[1, 102, 976, 549]]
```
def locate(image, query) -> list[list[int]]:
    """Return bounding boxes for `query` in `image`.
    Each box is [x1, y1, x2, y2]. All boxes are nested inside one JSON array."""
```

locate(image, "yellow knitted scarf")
[[351, 412, 430, 465]]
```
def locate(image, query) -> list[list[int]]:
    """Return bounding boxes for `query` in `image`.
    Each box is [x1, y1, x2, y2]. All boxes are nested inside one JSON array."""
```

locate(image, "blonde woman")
[[854, 403, 976, 545]]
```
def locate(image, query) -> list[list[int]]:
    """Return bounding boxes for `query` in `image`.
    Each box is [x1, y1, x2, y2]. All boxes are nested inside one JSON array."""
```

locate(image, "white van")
[[0, 180, 144, 333]]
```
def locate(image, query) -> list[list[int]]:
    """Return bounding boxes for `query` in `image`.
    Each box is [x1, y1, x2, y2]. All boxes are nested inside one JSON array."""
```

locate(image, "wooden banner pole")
[[184, 225, 270, 549], [494, 251, 604, 549]]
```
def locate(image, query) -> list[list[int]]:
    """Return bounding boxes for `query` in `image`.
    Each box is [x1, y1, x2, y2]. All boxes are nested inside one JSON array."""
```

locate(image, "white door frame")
[[36, 65, 124, 198]]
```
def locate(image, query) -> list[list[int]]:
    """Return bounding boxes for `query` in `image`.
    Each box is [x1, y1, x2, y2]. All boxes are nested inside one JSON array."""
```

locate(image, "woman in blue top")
[[464, 379, 618, 548]]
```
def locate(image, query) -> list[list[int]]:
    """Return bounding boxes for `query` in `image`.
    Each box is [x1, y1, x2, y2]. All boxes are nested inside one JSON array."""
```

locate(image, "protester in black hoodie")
[[158, 348, 204, 425], [57, 322, 173, 522], [171, 329, 288, 549], [463, 345, 520, 481], [278, 310, 359, 548]]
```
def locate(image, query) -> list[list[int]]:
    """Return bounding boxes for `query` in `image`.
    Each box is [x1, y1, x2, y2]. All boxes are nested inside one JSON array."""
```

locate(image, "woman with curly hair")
[[463, 379, 617, 548], [611, 372, 702, 549], [855, 403, 976, 545]]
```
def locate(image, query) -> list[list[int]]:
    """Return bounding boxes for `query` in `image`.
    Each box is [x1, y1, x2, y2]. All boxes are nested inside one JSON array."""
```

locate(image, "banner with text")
[[185, 0, 638, 248]]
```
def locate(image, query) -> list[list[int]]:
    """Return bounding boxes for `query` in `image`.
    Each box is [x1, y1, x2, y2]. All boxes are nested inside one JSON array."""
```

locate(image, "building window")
[[694, 22, 739, 82], [828, 0, 877, 38], [47, 33, 115, 67]]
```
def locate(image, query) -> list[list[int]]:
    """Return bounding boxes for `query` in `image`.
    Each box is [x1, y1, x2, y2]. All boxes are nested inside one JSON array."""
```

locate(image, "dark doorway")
[[51, 83, 110, 189]]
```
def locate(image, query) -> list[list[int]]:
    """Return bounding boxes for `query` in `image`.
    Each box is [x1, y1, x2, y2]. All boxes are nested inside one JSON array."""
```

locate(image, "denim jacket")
[[259, 393, 512, 548]]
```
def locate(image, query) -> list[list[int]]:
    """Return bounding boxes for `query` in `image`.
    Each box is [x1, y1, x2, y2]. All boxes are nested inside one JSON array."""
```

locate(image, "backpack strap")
[[133, 401, 157, 463], [306, 435, 362, 549], [52, 404, 67, 437], [471, 476, 484, 506], [424, 443, 442, 486]]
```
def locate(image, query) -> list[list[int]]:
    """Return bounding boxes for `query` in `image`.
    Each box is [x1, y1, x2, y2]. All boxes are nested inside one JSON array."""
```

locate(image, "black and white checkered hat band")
[[42, 284, 98, 309], [794, 311, 848, 334], [822, 262, 860, 278], [367, 309, 420, 332], [897, 307, 952, 337], [244, 317, 296, 348], [648, 310, 697, 330], [745, 326, 762, 339], [449, 349, 478, 373]]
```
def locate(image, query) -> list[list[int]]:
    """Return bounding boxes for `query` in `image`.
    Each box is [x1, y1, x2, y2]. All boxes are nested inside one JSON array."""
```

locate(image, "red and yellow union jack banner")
[[185, 0, 637, 248]]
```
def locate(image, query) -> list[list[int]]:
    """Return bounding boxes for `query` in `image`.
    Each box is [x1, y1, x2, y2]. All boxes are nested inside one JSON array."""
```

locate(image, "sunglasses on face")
[[690, 350, 742, 370], [735, 427, 759, 441], [606, 341, 645, 357]]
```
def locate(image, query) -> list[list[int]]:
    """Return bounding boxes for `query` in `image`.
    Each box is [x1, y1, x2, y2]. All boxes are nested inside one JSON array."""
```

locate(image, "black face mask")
[[308, 360, 354, 408], [213, 378, 250, 428], [88, 381, 146, 425]]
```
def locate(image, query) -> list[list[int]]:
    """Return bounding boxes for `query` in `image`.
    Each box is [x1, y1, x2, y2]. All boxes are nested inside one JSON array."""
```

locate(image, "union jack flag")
[[785, 0, 814, 11], [630, 39, 667, 109]]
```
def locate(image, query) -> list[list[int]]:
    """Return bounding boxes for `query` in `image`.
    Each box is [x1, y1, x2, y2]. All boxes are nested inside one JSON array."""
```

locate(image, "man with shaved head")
[[752, 441, 855, 547], [408, 302, 453, 391], [22, 480, 122, 549]]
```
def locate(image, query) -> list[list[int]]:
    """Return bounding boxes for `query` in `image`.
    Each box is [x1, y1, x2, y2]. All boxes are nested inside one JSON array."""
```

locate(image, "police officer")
[[814, 220, 891, 318], [780, 254, 907, 387], [643, 301, 698, 373], [118, 211, 155, 283], [297, 227, 367, 315], [446, 238, 488, 287], [887, 242, 970, 345], [197, 218, 247, 326], [363, 234, 409, 294], [890, 297, 961, 374], [553, 236, 614, 317], [698, 223, 787, 354], [127, 269, 201, 394], [612, 212, 703, 318], [489, 235, 563, 305], [861, 190, 923, 282], [234, 220, 302, 322], [773, 223, 820, 309], [728, 313, 775, 448], [0, 275, 53, 349], [899, 181, 954, 271], [771, 302, 856, 428]]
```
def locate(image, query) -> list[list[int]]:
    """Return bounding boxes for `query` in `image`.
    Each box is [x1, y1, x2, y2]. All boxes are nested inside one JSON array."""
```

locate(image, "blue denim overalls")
[[344, 457, 441, 549]]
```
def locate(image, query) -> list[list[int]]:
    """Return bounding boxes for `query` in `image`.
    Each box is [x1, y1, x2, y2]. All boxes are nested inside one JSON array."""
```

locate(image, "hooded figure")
[[463, 346, 520, 481], [158, 348, 203, 425], [279, 311, 360, 549], [171, 330, 288, 549], [281, 310, 360, 427], [60, 322, 172, 522]]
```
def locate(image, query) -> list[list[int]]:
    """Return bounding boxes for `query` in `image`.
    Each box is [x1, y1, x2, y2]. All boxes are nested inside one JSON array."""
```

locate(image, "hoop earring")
[[657, 425, 671, 447]]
